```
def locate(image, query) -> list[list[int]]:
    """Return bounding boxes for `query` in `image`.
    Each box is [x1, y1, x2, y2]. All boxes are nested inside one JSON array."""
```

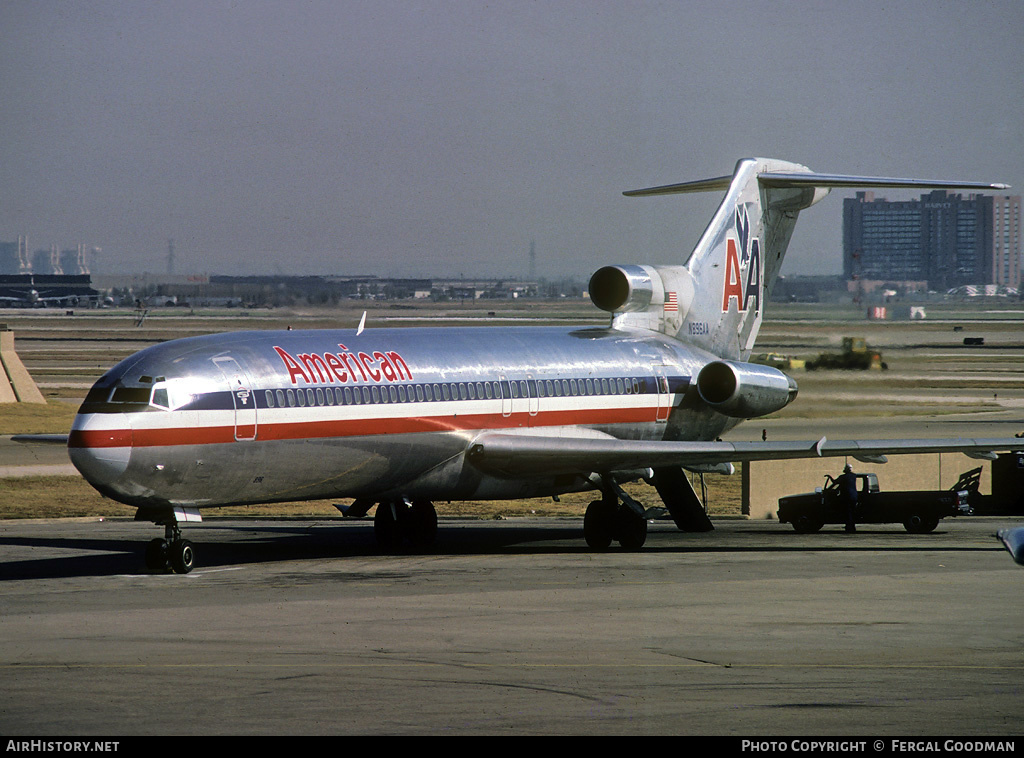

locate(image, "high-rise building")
[[32, 245, 62, 275], [0, 236, 31, 275], [991, 195, 1022, 288], [844, 190, 1021, 291], [60, 244, 90, 275]]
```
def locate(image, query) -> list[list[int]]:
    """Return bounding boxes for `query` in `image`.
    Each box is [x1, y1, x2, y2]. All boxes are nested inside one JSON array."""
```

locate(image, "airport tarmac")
[[1, 515, 1021, 736]]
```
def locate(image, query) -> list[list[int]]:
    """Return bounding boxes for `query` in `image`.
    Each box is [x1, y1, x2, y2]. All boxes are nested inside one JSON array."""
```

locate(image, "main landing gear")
[[582, 466, 716, 550], [373, 498, 438, 552], [583, 483, 649, 551], [337, 498, 438, 552]]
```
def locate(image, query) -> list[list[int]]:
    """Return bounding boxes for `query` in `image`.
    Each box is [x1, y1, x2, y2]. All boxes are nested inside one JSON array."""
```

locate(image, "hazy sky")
[[2, 1, 1021, 279]]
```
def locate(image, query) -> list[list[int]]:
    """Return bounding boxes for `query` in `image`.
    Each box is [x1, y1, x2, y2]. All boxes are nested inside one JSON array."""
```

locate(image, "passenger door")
[[213, 356, 257, 440]]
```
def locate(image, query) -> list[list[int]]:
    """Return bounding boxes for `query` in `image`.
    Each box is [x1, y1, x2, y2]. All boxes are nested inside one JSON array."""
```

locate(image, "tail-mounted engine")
[[696, 360, 798, 418], [588, 265, 695, 333]]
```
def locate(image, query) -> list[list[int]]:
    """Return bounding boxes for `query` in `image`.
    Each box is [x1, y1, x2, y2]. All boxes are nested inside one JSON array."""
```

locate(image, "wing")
[[466, 432, 1023, 478]]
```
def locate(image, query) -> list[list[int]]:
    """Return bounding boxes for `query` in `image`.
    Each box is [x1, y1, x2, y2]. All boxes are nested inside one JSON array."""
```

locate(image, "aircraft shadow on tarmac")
[[0, 519, 1001, 580]]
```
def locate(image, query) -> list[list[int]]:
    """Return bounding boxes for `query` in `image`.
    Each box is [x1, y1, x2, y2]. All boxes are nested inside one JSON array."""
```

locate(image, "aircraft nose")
[[68, 413, 132, 487]]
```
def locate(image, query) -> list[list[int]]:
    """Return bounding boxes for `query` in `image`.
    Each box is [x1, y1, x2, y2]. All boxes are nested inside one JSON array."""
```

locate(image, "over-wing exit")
[[67, 157, 1018, 572]]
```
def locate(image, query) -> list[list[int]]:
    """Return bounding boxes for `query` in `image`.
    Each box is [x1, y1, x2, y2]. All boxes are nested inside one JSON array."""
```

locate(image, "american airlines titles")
[[273, 344, 413, 386]]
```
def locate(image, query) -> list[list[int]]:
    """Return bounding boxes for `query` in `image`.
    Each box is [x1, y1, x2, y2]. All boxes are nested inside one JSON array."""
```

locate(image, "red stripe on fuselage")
[[69, 406, 657, 449], [67, 428, 133, 448]]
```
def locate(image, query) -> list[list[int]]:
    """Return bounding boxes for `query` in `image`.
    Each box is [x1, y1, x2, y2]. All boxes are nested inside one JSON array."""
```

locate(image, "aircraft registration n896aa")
[[62, 157, 1020, 573]]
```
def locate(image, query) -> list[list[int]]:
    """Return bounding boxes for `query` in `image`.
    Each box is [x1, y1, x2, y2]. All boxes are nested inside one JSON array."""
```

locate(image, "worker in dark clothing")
[[839, 463, 858, 533]]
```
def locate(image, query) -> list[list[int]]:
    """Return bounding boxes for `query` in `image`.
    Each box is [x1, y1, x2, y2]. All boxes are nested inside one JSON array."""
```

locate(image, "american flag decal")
[[664, 292, 678, 312]]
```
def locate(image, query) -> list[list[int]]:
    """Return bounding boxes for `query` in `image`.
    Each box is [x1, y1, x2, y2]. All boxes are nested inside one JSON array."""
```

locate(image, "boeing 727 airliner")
[[63, 157, 1019, 572]]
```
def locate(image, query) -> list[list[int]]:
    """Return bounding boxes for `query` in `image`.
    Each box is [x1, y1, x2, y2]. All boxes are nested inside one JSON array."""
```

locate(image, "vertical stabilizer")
[[617, 158, 825, 358], [615, 158, 1008, 359]]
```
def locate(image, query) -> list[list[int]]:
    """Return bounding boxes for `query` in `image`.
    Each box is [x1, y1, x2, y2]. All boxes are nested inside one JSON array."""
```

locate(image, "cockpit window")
[[84, 385, 112, 404], [110, 387, 152, 404], [81, 370, 202, 413]]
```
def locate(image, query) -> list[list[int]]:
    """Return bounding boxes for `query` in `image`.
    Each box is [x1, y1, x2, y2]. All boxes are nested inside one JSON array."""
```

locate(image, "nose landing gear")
[[141, 508, 201, 574]]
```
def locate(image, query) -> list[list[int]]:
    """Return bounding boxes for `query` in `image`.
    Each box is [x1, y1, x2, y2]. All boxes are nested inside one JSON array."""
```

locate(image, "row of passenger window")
[[264, 376, 644, 410]]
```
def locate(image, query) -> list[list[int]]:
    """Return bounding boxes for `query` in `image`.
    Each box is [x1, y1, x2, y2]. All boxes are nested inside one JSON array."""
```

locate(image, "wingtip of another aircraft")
[[996, 527, 1024, 566], [10, 434, 70, 445]]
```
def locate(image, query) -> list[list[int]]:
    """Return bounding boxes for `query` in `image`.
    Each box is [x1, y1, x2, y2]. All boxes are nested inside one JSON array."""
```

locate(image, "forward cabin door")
[[213, 356, 257, 440]]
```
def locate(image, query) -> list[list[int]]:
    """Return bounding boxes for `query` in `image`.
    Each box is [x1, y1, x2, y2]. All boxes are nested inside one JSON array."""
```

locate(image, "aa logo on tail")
[[722, 205, 761, 313]]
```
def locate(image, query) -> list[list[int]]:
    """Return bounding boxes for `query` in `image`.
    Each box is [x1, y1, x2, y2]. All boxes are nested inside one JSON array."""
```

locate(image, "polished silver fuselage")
[[69, 325, 735, 509]]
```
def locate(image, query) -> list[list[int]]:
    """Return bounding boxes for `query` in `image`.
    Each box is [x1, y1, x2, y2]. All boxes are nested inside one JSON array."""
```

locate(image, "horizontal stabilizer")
[[758, 172, 1010, 191], [623, 175, 732, 196], [624, 171, 1009, 197]]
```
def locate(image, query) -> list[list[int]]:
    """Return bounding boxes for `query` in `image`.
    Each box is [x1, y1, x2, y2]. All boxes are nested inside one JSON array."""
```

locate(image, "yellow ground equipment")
[[806, 337, 886, 371]]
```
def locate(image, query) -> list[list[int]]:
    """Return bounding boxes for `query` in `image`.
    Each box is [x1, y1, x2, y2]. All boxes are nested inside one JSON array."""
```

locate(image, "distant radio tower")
[[529, 239, 536, 280], [167, 238, 175, 276]]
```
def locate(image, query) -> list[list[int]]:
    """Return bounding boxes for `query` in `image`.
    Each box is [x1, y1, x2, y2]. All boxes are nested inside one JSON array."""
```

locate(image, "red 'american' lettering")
[[273, 344, 413, 385]]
